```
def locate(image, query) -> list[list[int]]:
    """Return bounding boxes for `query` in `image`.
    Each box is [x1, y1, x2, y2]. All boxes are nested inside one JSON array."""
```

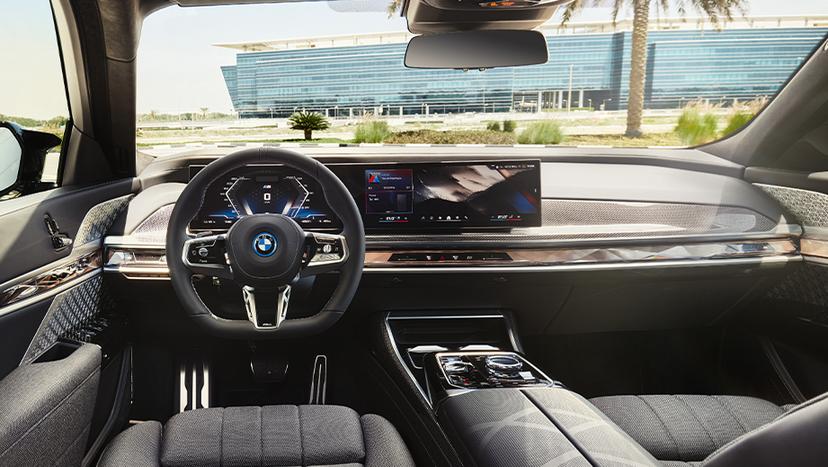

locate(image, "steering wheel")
[[166, 148, 365, 339]]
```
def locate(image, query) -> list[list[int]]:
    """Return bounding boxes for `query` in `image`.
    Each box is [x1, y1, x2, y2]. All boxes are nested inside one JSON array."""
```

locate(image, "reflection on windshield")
[[136, 10, 828, 152]]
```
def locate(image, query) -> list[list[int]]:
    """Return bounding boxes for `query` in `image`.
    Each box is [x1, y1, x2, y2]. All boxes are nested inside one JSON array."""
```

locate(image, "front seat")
[[98, 405, 415, 467], [590, 393, 828, 467]]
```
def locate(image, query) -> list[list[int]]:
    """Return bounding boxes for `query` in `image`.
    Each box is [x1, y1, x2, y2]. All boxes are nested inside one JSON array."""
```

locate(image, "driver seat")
[[97, 405, 415, 467]]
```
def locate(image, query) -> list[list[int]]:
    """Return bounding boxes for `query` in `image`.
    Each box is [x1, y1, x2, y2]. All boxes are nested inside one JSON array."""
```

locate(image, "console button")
[[444, 360, 474, 375], [485, 355, 523, 375]]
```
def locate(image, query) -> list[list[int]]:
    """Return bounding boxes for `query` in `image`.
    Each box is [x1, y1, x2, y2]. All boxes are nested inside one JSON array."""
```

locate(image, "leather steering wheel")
[[166, 148, 365, 339]]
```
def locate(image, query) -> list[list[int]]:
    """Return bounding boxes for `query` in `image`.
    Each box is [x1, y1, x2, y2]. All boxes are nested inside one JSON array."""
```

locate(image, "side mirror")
[[0, 122, 62, 197], [0, 123, 23, 195], [404, 30, 548, 70]]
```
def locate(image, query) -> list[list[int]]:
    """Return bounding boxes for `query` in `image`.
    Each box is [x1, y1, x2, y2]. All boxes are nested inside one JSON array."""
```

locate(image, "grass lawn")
[[137, 137, 350, 147], [562, 133, 685, 147], [137, 133, 688, 148]]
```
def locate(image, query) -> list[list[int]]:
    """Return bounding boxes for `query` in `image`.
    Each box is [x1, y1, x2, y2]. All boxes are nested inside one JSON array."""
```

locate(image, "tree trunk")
[[304, 129, 312, 140], [625, 0, 650, 138]]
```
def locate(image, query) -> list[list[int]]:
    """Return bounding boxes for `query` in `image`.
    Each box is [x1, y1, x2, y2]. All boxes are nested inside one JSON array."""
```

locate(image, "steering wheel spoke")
[[242, 285, 291, 329], [301, 231, 348, 277], [182, 234, 232, 279]]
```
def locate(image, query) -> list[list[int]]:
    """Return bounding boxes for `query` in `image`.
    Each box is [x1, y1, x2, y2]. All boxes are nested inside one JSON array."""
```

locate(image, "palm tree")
[[561, 0, 745, 137], [387, 0, 402, 17], [288, 111, 331, 140]]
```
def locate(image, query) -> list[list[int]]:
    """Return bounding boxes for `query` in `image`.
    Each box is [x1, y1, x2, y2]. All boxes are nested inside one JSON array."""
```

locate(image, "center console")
[[383, 312, 660, 467]]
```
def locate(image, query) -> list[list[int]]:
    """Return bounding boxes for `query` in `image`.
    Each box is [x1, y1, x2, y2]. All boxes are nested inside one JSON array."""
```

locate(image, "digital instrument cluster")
[[188, 165, 339, 231], [188, 160, 542, 232]]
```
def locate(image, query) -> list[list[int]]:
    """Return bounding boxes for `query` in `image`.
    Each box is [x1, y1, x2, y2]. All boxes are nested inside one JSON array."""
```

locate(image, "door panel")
[[0, 178, 135, 284], [736, 168, 828, 402], [0, 179, 135, 378], [0, 299, 51, 379]]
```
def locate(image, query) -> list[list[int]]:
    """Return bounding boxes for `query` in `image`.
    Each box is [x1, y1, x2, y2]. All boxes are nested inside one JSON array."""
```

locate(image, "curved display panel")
[[188, 160, 542, 232]]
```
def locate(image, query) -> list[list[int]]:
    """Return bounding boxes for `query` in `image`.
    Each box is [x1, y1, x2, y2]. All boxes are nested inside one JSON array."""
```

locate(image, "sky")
[[0, 0, 70, 120], [0, 0, 826, 119], [136, 0, 828, 114]]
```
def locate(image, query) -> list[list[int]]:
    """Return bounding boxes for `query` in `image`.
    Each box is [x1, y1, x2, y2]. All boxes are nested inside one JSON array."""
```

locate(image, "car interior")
[[1, 0, 828, 466]]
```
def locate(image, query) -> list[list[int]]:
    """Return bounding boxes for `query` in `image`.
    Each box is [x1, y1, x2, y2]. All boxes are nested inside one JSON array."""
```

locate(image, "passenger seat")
[[590, 394, 828, 466]]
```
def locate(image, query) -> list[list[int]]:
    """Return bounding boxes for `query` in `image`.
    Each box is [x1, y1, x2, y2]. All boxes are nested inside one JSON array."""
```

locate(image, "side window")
[[0, 0, 69, 200]]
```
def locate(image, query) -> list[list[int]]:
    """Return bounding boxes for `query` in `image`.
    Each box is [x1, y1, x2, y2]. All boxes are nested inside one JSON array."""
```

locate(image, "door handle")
[[44, 213, 73, 251]]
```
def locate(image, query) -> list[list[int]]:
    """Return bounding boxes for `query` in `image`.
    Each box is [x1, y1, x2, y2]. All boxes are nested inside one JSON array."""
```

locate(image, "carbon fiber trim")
[[20, 273, 114, 364], [74, 194, 134, 244], [755, 184, 828, 227]]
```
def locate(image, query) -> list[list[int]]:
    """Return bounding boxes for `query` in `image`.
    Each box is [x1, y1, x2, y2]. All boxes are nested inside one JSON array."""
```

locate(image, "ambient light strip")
[[103, 237, 798, 279], [800, 237, 828, 265]]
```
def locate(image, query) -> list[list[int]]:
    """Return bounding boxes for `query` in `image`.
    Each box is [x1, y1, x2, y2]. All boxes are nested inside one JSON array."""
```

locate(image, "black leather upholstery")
[[98, 405, 415, 467]]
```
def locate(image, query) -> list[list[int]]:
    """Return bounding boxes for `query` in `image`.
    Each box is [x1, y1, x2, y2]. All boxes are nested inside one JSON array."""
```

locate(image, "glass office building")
[[218, 16, 828, 117]]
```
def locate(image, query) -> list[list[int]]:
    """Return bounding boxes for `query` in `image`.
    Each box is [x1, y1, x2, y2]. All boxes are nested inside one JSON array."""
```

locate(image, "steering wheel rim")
[[165, 147, 365, 339]]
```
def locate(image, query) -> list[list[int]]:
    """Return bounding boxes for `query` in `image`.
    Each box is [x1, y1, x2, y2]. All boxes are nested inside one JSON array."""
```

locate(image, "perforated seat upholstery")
[[98, 405, 415, 467]]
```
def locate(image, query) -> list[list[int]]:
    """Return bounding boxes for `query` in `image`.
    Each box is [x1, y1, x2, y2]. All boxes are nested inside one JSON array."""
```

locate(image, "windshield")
[[137, 1, 828, 153]]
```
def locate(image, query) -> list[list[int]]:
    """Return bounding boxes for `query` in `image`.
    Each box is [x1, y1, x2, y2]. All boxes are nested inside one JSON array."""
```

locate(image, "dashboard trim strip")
[[103, 247, 799, 280], [364, 238, 797, 268], [360, 254, 799, 274]]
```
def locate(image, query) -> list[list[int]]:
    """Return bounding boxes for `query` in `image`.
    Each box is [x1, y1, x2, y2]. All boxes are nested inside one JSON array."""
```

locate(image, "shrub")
[[720, 111, 754, 137], [674, 106, 718, 145], [486, 121, 502, 132], [44, 116, 69, 129], [384, 130, 516, 145], [502, 120, 516, 132], [287, 111, 330, 140], [353, 120, 391, 143], [517, 121, 564, 145]]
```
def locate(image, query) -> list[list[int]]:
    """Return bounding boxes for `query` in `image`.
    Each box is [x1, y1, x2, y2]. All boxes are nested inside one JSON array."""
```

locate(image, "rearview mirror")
[[0, 124, 23, 195], [404, 30, 548, 70]]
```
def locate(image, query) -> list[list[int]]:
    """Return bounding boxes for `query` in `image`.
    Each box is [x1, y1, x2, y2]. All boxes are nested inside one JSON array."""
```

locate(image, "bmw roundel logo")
[[252, 232, 278, 257]]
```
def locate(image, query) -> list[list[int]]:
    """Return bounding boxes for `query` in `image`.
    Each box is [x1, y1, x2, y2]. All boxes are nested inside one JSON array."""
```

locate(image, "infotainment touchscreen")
[[355, 160, 541, 229]]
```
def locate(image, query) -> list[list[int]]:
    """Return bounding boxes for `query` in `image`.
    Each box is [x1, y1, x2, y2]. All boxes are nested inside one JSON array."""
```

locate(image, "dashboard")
[[189, 160, 542, 233], [102, 148, 804, 338]]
